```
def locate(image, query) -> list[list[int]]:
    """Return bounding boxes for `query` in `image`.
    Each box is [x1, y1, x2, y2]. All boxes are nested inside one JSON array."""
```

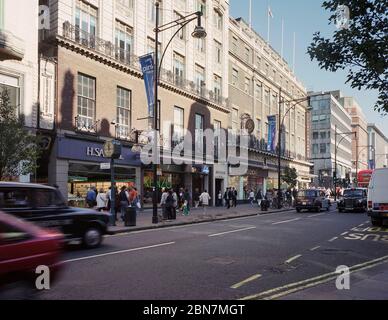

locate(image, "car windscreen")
[[297, 190, 317, 198], [343, 190, 364, 197]]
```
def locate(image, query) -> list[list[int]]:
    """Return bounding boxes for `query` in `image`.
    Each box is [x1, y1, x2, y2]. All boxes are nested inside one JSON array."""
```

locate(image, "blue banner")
[[267, 115, 277, 152], [139, 54, 155, 118]]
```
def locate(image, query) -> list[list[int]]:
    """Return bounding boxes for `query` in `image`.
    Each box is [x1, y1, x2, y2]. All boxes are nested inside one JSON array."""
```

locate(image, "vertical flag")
[[267, 115, 277, 152], [139, 54, 155, 118]]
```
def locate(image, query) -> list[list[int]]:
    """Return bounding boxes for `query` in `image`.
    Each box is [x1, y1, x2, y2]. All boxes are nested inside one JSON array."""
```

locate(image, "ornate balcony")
[[75, 116, 99, 134]]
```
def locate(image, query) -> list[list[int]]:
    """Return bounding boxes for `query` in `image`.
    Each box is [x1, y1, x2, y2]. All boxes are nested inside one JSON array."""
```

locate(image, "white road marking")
[[63, 242, 176, 263], [341, 232, 349, 236], [231, 274, 262, 289], [208, 226, 256, 238], [307, 213, 327, 218], [272, 218, 301, 225], [310, 246, 321, 251], [240, 254, 388, 301], [285, 255, 302, 264], [328, 237, 338, 242]]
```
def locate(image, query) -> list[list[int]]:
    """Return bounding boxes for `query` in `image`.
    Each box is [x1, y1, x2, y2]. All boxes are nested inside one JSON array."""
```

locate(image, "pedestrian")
[[160, 188, 169, 220], [224, 188, 230, 209], [171, 189, 178, 220], [256, 189, 263, 207], [86, 187, 97, 208], [232, 187, 238, 207], [165, 190, 174, 220], [249, 189, 255, 207], [96, 188, 107, 212], [183, 189, 191, 214], [193, 188, 200, 208], [228, 188, 234, 209], [199, 190, 211, 213], [217, 190, 223, 207], [119, 186, 129, 221]]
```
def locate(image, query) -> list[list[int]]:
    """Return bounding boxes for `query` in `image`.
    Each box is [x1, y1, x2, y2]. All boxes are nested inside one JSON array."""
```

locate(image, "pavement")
[[108, 203, 290, 234], [31, 203, 388, 300]]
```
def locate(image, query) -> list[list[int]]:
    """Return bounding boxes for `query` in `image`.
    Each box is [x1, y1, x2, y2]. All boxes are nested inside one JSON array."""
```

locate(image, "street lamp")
[[151, 1, 207, 224], [334, 125, 356, 201], [276, 88, 315, 209]]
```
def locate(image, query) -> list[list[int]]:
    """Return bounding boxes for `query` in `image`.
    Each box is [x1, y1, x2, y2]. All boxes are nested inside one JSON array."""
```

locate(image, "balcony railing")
[[75, 116, 99, 133], [60, 21, 228, 108]]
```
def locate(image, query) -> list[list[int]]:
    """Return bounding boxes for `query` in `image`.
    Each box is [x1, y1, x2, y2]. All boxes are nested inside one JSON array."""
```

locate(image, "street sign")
[[100, 163, 111, 170]]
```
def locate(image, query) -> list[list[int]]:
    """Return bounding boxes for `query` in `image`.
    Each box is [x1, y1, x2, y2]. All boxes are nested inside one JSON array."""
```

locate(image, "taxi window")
[[0, 222, 30, 245], [33, 189, 66, 208], [0, 189, 32, 209]]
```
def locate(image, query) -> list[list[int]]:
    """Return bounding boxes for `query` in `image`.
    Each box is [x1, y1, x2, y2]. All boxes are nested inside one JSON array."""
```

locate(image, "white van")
[[368, 168, 388, 226]]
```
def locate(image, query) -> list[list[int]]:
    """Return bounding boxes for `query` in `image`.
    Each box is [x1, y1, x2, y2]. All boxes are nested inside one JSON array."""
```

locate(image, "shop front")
[[50, 135, 142, 204]]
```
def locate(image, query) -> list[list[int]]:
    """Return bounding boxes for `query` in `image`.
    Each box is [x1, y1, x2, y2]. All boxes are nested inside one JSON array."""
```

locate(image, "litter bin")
[[124, 207, 137, 227]]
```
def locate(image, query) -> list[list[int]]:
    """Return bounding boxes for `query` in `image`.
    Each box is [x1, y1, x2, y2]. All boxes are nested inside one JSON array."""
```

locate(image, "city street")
[[38, 205, 388, 300]]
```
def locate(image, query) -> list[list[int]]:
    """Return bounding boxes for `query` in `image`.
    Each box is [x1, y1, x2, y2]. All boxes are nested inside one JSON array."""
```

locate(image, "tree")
[[307, 0, 388, 113], [282, 167, 298, 188], [0, 88, 41, 180]]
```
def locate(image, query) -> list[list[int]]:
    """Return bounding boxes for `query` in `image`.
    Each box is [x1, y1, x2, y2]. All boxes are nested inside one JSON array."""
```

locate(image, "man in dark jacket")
[[224, 188, 231, 209]]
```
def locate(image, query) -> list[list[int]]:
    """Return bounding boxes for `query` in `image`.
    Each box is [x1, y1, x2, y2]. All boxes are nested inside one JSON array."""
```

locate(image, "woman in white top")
[[96, 188, 107, 211], [249, 190, 255, 207], [199, 190, 211, 212]]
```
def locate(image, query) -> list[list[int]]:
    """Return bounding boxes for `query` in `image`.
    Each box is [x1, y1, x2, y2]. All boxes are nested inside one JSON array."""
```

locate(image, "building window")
[[214, 75, 222, 103], [147, 37, 162, 65], [116, 0, 133, 9], [313, 132, 319, 140], [195, 0, 206, 16], [0, 77, 20, 116], [320, 143, 326, 154], [214, 40, 222, 64], [256, 55, 261, 69], [255, 83, 262, 101], [194, 64, 205, 95], [232, 69, 238, 86], [147, 0, 162, 24], [77, 73, 96, 131], [319, 114, 327, 121], [256, 119, 261, 140], [312, 115, 319, 122], [265, 122, 269, 142], [195, 113, 204, 152], [214, 10, 223, 30], [320, 131, 326, 139], [244, 77, 250, 94], [232, 36, 238, 52], [313, 144, 318, 155], [245, 47, 250, 63], [214, 120, 221, 158], [173, 52, 185, 86], [116, 87, 131, 138], [174, 11, 185, 40], [232, 108, 239, 133], [115, 21, 133, 64], [75, 0, 98, 46], [173, 106, 184, 144]]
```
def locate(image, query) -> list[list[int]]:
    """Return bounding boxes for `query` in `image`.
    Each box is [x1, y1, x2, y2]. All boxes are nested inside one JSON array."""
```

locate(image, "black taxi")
[[337, 188, 368, 213], [295, 189, 330, 213], [0, 182, 110, 248]]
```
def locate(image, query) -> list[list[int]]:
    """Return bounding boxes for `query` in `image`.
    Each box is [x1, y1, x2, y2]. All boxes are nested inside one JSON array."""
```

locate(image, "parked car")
[[337, 188, 368, 213], [0, 211, 63, 299], [295, 189, 330, 213], [0, 182, 110, 248], [367, 168, 388, 226]]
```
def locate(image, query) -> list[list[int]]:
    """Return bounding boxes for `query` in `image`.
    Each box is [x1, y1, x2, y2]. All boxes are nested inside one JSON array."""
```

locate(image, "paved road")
[[37, 205, 388, 300]]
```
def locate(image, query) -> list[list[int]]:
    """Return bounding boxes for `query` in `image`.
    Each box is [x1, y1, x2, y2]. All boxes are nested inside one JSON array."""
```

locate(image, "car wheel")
[[296, 208, 301, 213], [316, 207, 320, 212], [371, 218, 383, 227], [83, 226, 103, 249]]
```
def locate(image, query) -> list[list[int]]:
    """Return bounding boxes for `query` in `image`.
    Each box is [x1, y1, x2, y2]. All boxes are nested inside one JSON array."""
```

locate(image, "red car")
[[0, 211, 64, 298]]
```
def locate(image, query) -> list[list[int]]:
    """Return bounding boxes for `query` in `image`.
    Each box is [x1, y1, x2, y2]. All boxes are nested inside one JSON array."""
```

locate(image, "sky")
[[229, 0, 387, 137]]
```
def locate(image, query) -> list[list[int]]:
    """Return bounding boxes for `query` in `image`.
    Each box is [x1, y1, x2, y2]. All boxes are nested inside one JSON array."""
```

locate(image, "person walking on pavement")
[[86, 187, 97, 208], [249, 190, 255, 207], [160, 188, 168, 220], [232, 187, 238, 207], [96, 188, 107, 212], [217, 191, 223, 207], [193, 188, 200, 208], [256, 189, 263, 207], [165, 190, 174, 220], [224, 188, 230, 209], [199, 190, 211, 213], [119, 186, 129, 221], [171, 189, 178, 220], [228, 188, 234, 209], [183, 189, 191, 215]]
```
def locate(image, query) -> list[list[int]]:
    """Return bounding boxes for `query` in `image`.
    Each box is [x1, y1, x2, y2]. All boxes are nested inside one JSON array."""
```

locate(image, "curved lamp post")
[[152, 1, 207, 224]]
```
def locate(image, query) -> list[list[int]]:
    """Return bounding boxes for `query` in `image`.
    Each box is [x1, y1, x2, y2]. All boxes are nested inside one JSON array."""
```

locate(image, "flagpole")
[[281, 18, 284, 58], [249, 0, 252, 28], [292, 32, 296, 73], [267, 6, 270, 43]]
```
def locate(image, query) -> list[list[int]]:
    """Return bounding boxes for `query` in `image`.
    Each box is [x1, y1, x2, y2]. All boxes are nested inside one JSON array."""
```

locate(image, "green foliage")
[[0, 88, 41, 180], [307, 0, 388, 113], [282, 167, 298, 188]]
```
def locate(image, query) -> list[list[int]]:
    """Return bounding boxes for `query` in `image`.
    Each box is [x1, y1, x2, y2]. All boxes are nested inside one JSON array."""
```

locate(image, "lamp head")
[[192, 12, 207, 39]]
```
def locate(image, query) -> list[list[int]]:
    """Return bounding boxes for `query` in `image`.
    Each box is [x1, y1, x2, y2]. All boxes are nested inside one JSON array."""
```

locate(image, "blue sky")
[[229, 0, 387, 136]]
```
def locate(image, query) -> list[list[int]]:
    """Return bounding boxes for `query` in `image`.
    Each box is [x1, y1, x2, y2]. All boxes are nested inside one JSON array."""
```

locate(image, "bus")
[[357, 170, 374, 188]]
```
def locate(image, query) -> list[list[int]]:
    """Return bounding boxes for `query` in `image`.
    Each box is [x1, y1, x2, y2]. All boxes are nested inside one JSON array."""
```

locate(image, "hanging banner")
[[139, 54, 155, 118], [267, 115, 277, 152]]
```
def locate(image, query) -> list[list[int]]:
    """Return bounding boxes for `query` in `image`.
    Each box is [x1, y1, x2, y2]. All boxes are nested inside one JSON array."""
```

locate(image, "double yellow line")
[[239, 255, 388, 300]]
